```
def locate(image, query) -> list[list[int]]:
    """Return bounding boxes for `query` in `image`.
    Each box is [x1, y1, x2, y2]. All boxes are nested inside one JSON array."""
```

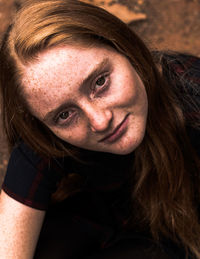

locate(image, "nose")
[[83, 102, 113, 132]]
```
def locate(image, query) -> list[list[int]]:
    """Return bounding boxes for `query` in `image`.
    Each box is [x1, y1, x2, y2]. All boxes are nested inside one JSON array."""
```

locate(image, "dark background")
[[0, 0, 200, 187]]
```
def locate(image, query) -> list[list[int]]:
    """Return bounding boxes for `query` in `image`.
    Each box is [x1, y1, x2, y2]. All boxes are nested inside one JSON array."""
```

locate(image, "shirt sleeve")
[[1, 142, 63, 210]]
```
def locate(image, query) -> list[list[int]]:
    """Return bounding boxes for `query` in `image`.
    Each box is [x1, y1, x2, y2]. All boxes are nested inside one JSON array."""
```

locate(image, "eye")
[[55, 110, 76, 126], [59, 111, 70, 120], [93, 74, 110, 95], [96, 76, 106, 88]]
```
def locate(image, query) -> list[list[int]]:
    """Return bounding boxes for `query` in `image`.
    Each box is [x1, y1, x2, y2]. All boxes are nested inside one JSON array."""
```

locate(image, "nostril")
[[90, 125, 98, 132], [89, 109, 113, 133]]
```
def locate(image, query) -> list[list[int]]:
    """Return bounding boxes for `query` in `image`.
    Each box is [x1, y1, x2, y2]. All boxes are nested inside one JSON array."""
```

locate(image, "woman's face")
[[21, 44, 148, 155]]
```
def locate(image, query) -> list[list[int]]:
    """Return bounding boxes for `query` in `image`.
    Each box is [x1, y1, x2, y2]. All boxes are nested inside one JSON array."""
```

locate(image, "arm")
[[0, 189, 45, 259]]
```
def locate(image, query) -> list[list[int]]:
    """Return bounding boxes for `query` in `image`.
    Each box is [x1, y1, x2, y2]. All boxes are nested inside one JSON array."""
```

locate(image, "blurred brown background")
[[0, 0, 200, 187]]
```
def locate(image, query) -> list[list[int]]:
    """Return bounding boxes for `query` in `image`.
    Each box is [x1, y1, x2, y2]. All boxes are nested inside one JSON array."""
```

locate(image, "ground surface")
[[0, 0, 200, 186]]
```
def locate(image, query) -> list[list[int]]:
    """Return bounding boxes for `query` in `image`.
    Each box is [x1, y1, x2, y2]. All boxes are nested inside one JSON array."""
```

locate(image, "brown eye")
[[96, 76, 106, 87], [55, 110, 76, 127], [59, 111, 69, 120]]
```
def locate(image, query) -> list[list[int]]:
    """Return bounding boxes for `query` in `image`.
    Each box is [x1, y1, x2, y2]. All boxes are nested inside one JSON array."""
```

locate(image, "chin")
[[111, 148, 136, 155], [111, 137, 144, 155], [106, 145, 138, 155]]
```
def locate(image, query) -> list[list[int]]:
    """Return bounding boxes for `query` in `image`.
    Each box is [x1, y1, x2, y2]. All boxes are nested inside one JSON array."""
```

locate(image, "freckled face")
[[21, 45, 148, 154]]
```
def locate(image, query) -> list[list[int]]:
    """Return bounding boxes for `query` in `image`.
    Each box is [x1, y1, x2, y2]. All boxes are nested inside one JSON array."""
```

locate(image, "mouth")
[[99, 113, 130, 143]]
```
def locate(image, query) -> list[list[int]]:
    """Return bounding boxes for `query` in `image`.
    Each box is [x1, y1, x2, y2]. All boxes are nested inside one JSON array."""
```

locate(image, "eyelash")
[[54, 110, 76, 127], [55, 73, 110, 126], [92, 73, 110, 96]]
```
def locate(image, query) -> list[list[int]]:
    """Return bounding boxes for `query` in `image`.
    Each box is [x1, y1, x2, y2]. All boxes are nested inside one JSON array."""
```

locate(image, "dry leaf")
[[82, 0, 146, 23]]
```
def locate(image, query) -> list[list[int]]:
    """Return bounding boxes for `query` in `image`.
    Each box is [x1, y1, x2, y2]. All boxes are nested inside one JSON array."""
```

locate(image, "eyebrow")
[[43, 57, 111, 123]]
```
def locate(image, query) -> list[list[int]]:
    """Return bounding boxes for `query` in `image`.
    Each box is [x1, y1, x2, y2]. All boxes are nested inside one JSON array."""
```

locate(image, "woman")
[[0, 0, 200, 258]]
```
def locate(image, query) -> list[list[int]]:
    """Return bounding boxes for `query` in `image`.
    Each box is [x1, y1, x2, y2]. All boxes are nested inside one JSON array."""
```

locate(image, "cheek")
[[49, 125, 90, 146], [126, 74, 147, 109], [112, 78, 139, 107]]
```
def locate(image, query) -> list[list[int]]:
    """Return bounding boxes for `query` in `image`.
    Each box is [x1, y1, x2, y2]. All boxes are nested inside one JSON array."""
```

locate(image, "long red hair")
[[0, 0, 200, 257]]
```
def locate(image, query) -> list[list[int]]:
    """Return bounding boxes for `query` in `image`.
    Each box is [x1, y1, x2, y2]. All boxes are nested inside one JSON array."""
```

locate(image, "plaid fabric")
[[161, 52, 200, 127], [2, 53, 200, 258]]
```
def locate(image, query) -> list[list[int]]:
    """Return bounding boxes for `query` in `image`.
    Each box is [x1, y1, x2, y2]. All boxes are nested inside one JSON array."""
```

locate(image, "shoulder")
[[7, 141, 43, 173], [2, 141, 65, 210]]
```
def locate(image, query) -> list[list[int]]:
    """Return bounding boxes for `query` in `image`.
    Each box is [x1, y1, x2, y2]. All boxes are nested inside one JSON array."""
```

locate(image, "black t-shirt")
[[2, 141, 63, 210]]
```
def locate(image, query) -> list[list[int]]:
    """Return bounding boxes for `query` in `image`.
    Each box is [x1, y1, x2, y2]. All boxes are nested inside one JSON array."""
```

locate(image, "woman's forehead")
[[21, 45, 118, 93], [20, 45, 122, 118]]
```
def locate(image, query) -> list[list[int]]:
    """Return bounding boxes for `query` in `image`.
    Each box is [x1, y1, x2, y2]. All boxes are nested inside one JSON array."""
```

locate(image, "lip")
[[99, 113, 130, 143]]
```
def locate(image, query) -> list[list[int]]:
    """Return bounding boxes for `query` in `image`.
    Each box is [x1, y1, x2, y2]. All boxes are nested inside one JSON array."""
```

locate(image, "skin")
[[21, 44, 148, 155]]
